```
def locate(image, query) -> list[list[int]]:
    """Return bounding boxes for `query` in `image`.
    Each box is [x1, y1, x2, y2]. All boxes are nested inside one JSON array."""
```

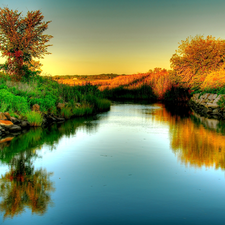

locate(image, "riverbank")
[[0, 73, 111, 138], [189, 93, 225, 120]]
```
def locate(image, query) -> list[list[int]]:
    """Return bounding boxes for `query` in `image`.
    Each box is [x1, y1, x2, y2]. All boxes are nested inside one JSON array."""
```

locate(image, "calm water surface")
[[1, 102, 225, 225]]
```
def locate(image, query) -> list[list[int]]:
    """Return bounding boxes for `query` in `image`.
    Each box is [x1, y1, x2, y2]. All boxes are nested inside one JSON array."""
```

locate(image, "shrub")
[[0, 89, 29, 113], [95, 99, 111, 111], [25, 111, 43, 126], [72, 105, 93, 116], [60, 107, 73, 119]]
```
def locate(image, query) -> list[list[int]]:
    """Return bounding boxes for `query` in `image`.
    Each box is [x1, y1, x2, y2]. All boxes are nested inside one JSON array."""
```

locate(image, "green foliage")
[[25, 111, 43, 126], [0, 103, 8, 113], [192, 86, 225, 96], [164, 86, 190, 102], [72, 106, 93, 116], [0, 73, 110, 118], [0, 89, 29, 113], [102, 85, 156, 100], [60, 107, 73, 119], [217, 96, 225, 109], [21, 65, 41, 81]]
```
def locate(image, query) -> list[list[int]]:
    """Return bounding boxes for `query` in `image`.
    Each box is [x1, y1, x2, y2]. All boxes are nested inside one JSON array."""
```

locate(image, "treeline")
[[65, 35, 225, 103]]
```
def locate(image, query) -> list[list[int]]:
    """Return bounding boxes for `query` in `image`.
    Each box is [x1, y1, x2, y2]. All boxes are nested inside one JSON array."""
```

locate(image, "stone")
[[0, 136, 14, 144], [208, 94, 217, 101], [20, 121, 29, 127], [206, 103, 219, 109], [8, 125, 22, 132], [47, 115, 56, 122], [11, 117, 21, 125], [212, 109, 219, 114], [32, 104, 40, 112], [11, 132, 21, 136], [206, 108, 213, 114], [0, 127, 5, 132], [0, 112, 7, 120], [213, 94, 225, 104], [201, 93, 210, 99], [55, 117, 65, 121], [4, 112, 11, 120], [0, 120, 13, 128], [193, 93, 200, 100], [57, 103, 65, 109]]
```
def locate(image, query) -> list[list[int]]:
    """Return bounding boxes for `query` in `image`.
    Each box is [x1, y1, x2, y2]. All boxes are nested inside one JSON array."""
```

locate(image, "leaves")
[[170, 35, 225, 88], [0, 7, 53, 80]]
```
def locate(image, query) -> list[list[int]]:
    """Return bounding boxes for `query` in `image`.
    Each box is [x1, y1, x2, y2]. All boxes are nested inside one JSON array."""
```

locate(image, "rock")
[[11, 117, 17, 123], [206, 103, 219, 109], [213, 95, 225, 104], [20, 121, 29, 127], [208, 94, 217, 101], [57, 103, 65, 109], [42, 118, 47, 124], [55, 117, 65, 121], [0, 120, 13, 128], [192, 94, 200, 101], [4, 112, 11, 120], [212, 109, 219, 114], [0, 136, 14, 143], [11, 132, 21, 136], [11, 117, 21, 125], [0, 112, 7, 120], [9, 125, 22, 132], [0, 127, 5, 132], [32, 104, 40, 112]]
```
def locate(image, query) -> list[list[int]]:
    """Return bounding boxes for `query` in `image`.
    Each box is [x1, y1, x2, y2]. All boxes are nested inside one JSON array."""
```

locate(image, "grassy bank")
[[0, 72, 111, 126]]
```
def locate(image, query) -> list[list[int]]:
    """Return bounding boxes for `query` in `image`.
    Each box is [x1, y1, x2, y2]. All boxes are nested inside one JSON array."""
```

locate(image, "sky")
[[0, 0, 225, 76]]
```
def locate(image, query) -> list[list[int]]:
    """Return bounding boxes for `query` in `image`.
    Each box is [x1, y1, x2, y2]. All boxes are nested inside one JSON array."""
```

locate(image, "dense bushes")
[[0, 72, 111, 124], [102, 85, 156, 100], [0, 89, 29, 113]]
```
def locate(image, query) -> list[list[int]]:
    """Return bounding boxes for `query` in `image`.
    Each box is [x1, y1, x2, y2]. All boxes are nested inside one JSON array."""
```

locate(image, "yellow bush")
[[200, 67, 225, 90]]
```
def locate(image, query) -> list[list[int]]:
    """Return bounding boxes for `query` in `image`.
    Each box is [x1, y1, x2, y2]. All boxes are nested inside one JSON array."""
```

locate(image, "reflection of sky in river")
[[1, 103, 225, 225]]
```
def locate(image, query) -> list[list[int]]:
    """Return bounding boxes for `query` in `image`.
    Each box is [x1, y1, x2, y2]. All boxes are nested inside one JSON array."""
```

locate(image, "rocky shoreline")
[[189, 93, 225, 120], [0, 112, 66, 138]]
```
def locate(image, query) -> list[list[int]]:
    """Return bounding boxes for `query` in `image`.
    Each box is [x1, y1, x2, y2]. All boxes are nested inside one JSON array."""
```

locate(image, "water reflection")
[[0, 150, 54, 219], [149, 104, 225, 169], [0, 116, 100, 163], [0, 115, 102, 219]]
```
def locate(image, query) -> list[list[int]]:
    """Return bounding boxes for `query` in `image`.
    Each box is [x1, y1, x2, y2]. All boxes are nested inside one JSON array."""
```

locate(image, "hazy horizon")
[[1, 0, 225, 76]]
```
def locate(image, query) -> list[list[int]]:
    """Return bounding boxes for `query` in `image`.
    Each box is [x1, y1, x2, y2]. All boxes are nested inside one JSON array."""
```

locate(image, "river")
[[0, 102, 225, 225]]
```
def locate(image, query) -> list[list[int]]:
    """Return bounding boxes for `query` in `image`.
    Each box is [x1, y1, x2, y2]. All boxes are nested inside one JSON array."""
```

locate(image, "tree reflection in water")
[[0, 115, 100, 219], [0, 150, 54, 219], [147, 103, 225, 169]]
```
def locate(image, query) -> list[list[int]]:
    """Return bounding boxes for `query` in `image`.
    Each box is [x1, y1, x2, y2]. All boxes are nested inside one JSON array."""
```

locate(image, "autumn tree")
[[170, 35, 225, 88], [0, 7, 53, 80]]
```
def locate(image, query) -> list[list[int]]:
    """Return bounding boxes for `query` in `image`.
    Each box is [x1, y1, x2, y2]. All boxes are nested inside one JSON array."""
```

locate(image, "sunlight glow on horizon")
[[1, 0, 225, 75]]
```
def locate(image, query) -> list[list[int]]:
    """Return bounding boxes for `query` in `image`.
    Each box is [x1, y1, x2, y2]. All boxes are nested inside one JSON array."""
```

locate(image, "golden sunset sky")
[[1, 0, 225, 75]]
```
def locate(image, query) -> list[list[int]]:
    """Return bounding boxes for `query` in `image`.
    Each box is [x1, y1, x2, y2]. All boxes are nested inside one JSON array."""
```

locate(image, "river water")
[[0, 102, 225, 225]]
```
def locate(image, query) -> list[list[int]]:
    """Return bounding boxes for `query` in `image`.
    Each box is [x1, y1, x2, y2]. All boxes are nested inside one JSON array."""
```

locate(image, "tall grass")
[[25, 111, 43, 126], [0, 72, 111, 120]]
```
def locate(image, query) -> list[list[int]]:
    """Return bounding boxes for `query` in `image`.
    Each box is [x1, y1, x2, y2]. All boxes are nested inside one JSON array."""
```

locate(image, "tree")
[[0, 7, 53, 80], [170, 35, 225, 88]]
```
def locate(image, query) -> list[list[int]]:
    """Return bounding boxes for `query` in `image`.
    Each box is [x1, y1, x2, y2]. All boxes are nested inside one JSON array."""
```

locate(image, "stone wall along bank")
[[189, 93, 225, 119]]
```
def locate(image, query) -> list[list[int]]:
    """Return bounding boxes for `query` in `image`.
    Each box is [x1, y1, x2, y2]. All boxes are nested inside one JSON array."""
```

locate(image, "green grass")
[[25, 111, 43, 126], [0, 71, 111, 120]]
